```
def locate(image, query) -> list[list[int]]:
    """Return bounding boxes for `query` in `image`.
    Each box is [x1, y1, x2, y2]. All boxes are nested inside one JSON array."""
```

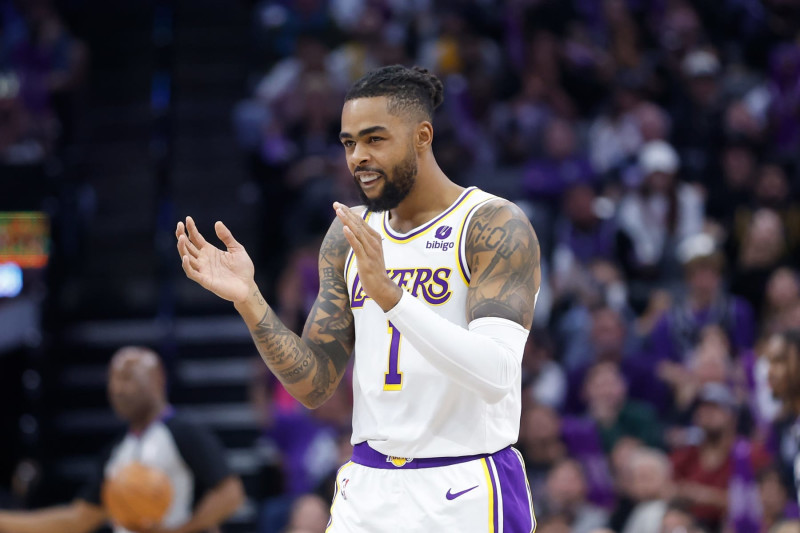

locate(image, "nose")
[[350, 142, 370, 168]]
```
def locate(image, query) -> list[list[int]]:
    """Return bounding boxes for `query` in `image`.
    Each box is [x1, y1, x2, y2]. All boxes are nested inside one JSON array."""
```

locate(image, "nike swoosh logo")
[[446, 485, 479, 500]]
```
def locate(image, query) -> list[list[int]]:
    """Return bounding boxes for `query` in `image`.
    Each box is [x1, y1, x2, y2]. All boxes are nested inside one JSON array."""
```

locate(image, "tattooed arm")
[[465, 199, 541, 328], [236, 219, 354, 409], [176, 216, 354, 409]]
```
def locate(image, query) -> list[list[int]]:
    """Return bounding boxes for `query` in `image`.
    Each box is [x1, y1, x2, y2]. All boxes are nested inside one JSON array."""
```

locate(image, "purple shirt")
[[266, 411, 341, 496], [647, 295, 755, 363], [565, 355, 672, 416], [523, 156, 596, 201], [554, 217, 618, 265]]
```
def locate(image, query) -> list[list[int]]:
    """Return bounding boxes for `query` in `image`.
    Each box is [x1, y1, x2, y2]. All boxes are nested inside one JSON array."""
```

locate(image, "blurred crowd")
[[0, 0, 86, 167], [236, 0, 800, 532]]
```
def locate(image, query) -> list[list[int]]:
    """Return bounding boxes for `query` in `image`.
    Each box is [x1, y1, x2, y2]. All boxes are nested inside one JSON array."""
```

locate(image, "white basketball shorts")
[[326, 443, 537, 532]]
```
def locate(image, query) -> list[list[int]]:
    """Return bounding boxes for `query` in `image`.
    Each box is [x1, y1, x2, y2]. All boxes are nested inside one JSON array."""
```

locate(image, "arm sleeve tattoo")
[[464, 199, 541, 329], [247, 217, 355, 408]]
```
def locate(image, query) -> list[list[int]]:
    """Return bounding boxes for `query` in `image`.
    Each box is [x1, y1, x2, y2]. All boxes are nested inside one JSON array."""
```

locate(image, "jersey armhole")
[[456, 198, 496, 286]]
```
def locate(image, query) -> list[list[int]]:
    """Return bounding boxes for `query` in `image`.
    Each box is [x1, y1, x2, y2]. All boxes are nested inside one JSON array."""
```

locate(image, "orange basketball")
[[101, 462, 173, 531]]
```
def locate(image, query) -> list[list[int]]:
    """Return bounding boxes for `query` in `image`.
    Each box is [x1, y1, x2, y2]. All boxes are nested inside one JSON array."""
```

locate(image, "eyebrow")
[[339, 125, 388, 140]]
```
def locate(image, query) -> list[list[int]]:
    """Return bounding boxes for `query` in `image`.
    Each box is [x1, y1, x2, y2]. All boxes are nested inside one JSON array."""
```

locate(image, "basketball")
[[101, 462, 173, 530]]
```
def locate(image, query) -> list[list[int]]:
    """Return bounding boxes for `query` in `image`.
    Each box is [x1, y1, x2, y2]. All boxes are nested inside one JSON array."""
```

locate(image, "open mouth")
[[357, 172, 383, 187]]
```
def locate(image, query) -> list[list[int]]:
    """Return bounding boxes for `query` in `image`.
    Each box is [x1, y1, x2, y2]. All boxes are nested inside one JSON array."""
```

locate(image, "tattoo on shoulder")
[[465, 200, 540, 327]]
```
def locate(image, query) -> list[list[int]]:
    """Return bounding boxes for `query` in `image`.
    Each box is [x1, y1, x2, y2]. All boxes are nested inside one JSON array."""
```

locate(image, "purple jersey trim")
[[382, 187, 477, 241], [351, 442, 506, 469]]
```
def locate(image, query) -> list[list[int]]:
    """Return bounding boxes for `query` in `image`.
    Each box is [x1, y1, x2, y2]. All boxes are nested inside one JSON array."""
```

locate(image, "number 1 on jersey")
[[384, 321, 403, 391]]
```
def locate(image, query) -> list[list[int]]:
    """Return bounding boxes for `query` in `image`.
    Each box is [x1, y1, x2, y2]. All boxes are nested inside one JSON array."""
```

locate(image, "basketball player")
[[176, 65, 541, 532], [766, 330, 800, 508], [0, 347, 245, 533]]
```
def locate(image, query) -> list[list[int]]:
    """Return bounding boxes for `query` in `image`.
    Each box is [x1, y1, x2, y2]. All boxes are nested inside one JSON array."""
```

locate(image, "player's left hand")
[[334, 202, 402, 311]]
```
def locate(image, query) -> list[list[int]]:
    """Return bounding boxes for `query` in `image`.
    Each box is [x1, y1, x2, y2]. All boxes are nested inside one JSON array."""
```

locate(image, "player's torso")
[[345, 187, 521, 459]]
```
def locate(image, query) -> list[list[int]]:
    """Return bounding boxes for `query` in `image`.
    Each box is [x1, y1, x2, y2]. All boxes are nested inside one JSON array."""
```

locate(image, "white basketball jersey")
[[346, 187, 523, 459]]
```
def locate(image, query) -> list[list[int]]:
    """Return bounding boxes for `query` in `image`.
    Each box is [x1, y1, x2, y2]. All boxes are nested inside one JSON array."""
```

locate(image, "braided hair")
[[345, 65, 444, 121]]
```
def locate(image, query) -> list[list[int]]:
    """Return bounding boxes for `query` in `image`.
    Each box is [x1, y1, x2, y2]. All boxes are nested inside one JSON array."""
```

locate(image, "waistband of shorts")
[[351, 442, 509, 469]]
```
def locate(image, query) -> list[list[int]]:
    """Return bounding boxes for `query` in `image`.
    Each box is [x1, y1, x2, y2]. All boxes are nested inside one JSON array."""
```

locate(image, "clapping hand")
[[175, 217, 255, 304], [333, 202, 401, 311]]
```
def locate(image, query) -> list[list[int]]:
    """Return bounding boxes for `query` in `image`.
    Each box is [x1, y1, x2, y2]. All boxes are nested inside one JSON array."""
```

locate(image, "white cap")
[[638, 140, 679, 175], [677, 233, 720, 266], [683, 50, 721, 78]]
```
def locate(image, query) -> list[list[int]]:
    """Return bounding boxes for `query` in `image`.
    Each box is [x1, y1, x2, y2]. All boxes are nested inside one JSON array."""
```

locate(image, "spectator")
[[658, 324, 751, 426], [671, 49, 725, 183], [565, 306, 664, 414], [552, 260, 636, 378], [543, 459, 609, 533], [670, 383, 771, 531], [766, 330, 800, 504], [659, 498, 701, 533], [705, 139, 759, 229], [518, 403, 567, 511], [521, 328, 567, 410], [732, 162, 800, 262], [732, 208, 793, 315], [580, 361, 662, 454], [617, 140, 704, 287], [767, 44, 800, 158], [551, 183, 621, 302], [587, 72, 645, 177], [759, 466, 800, 533], [251, 0, 337, 62], [535, 513, 572, 533], [2, 0, 86, 162], [635, 102, 671, 145], [773, 521, 800, 533], [606, 437, 642, 531], [523, 117, 596, 209], [648, 233, 755, 363], [763, 269, 800, 336], [621, 448, 673, 533], [492, 71, 556, 166]]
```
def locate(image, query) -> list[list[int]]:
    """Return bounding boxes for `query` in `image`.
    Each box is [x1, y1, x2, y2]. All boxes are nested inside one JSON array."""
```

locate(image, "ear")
[[415, 121, 433, 151]]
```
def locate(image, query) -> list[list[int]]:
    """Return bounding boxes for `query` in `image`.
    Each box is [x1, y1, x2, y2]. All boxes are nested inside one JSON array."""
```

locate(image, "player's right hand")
[[176, 217, 255, 304]]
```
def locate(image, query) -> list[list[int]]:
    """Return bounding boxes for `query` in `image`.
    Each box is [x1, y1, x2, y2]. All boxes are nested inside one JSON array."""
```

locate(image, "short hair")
[[345, 65, 444, 121]]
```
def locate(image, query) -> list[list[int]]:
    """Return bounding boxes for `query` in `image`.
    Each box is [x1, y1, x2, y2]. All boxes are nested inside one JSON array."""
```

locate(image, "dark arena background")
[[2, 1, 800, 532]]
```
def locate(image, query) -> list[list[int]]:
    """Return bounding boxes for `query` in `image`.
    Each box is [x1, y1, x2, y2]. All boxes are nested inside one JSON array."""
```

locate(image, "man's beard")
[[354, 151, 417, 212], [703, 426, 726, 444]]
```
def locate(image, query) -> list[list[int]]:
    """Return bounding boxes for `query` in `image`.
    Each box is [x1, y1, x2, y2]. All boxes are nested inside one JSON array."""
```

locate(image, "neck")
[[590, 403, 621, 426], [387, 155, 463, 233], [129, 400, 168, 434]]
